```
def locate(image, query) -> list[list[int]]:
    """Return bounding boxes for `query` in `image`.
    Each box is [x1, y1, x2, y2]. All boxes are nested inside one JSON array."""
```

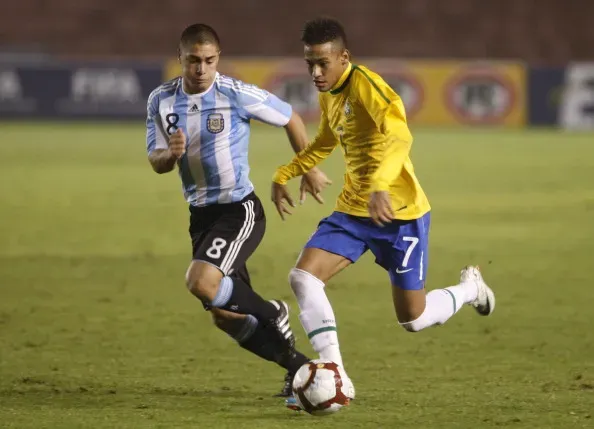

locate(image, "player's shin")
[[237, 320, 309, 372], [289, 268, 344, 368], [217, 314, 308, 391], [210, 276, 278, 320]]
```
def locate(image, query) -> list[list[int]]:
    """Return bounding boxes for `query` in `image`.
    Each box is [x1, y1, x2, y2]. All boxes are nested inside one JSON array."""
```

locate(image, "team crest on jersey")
[[344, 99, 353, 117], [207, 113, 225, 133]]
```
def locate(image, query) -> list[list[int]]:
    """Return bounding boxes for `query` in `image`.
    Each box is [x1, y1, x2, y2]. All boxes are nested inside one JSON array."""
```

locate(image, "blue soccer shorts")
[[304, 211, 431, 290]]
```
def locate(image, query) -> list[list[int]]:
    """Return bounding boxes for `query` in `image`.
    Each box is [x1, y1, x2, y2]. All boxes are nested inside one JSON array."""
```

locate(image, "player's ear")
[[177, 47, 182, 64], [341, 49, 350, 64]]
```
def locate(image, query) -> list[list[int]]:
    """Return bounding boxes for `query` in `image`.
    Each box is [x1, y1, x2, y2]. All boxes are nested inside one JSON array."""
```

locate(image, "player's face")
[[179, 42, 220, 94], [304, 42, 349, 92]]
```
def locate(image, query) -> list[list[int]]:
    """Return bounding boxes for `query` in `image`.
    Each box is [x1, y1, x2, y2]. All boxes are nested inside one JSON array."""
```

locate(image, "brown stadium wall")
[[2, 0, 593, 63]]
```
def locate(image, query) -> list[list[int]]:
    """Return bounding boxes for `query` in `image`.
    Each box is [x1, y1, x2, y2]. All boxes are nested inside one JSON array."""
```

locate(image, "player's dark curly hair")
[[180, 24, 220, 49], [301, 17, 348, 48]]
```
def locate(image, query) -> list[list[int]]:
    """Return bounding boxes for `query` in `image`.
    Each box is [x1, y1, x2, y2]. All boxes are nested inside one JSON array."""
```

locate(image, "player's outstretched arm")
[[283, 111, 311, 155], [240, 87, 333, 204], [270, 182, 295, 221], [239, 87, 336, 218], [273, 113, 338, 184], [271, 115, 338, 220], [283, 112, 333, 204]]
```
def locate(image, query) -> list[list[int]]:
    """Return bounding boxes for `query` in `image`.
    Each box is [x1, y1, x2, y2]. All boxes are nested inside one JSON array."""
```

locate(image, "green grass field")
[[1, 123, 593, 428]]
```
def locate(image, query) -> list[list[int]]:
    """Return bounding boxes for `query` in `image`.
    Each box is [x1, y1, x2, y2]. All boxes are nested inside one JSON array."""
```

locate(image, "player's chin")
[[314, 82, 330, 92], [185, 78, 208, 93]]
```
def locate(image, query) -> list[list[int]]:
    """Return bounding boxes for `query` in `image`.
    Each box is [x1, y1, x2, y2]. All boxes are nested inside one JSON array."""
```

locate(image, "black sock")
[[284, 350, 310, 374], [210, 276, 278, 321], [240, 322, 310, 372]]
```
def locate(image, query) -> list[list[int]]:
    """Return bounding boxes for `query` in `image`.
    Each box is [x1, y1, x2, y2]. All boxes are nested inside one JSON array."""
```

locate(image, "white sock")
[[399, 282, 478, 332], [289, 268, 344, 368]]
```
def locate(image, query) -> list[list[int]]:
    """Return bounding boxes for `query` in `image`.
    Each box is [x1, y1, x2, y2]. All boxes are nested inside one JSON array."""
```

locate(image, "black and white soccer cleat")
[[269, 300, 296, 350]]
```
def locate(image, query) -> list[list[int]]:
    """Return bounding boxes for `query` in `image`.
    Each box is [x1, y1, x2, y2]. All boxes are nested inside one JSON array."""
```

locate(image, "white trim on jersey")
[[220, 200, 255, 274], [217, 84, 267, 103], [218, 79, 268, 102], [237, 86, 268, 101]]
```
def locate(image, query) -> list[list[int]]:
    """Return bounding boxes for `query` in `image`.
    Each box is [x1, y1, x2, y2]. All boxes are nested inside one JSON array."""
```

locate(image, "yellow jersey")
[[273, 62, 430, 220]]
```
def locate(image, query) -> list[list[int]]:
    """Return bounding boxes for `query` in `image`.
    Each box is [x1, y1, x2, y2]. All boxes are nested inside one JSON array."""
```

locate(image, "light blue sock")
[[211, 276, 234, 307]]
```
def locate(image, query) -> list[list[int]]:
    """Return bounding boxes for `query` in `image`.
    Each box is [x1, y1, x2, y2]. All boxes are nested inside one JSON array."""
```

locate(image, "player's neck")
[[182, 76, 216, 96], [330, 62, 352, 92]]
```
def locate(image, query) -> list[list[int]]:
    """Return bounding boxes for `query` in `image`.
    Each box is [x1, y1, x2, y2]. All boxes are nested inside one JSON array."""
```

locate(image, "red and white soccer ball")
[[292, 359, 355, 416]]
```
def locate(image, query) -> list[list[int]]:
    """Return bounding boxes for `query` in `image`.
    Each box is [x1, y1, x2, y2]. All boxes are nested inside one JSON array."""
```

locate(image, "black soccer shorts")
[[189, 191, 265, 282]]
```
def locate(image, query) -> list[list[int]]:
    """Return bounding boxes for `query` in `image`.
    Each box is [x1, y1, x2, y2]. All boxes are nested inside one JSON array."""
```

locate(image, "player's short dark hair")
[[180, 24, 220, 49], [301, 17, 348, 49]]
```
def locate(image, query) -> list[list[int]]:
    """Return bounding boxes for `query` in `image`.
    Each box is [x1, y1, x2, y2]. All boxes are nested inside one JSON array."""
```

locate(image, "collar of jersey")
[[329, 63, 354, 95], [180, 72, 218, 97]]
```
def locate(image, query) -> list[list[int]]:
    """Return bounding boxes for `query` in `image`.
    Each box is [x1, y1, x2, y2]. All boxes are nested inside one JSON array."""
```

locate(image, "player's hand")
[[168, 128, 186, 159], [271, 182, 295, 220], [300, 167, 332, 204], [368, 191, 394, 227]]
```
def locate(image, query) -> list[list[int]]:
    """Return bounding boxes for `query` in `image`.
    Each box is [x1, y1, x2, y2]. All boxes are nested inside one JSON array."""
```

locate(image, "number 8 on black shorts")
[[189, 192, 266, 276]]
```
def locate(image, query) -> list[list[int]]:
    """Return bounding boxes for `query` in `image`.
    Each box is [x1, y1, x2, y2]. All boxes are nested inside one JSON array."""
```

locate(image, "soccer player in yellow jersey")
[[271, 18, 496, 399]]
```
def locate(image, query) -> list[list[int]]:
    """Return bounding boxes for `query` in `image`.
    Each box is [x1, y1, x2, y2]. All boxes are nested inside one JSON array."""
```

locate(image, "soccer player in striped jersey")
[[146, 23, 331, 396], [271, 18, 496, 406]]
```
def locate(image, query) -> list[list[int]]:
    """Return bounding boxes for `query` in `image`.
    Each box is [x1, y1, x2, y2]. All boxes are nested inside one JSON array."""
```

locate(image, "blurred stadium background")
[[1, 1, 593, 428], [2, 0, 594, 127]]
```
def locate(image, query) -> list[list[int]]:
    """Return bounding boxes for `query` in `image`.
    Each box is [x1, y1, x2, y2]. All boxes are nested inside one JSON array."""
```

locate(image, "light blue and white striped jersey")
[[146, 73, 292, 206]]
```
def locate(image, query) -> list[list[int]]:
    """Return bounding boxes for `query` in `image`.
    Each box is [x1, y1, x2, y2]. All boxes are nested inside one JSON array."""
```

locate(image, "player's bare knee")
[[393, 288, 427, 331], [395, 307, 424, 323], [185, 264, 219, 300], [188, 278, 219, 300], [294, 248, 350, 284], [184, 266, 200, 295]]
